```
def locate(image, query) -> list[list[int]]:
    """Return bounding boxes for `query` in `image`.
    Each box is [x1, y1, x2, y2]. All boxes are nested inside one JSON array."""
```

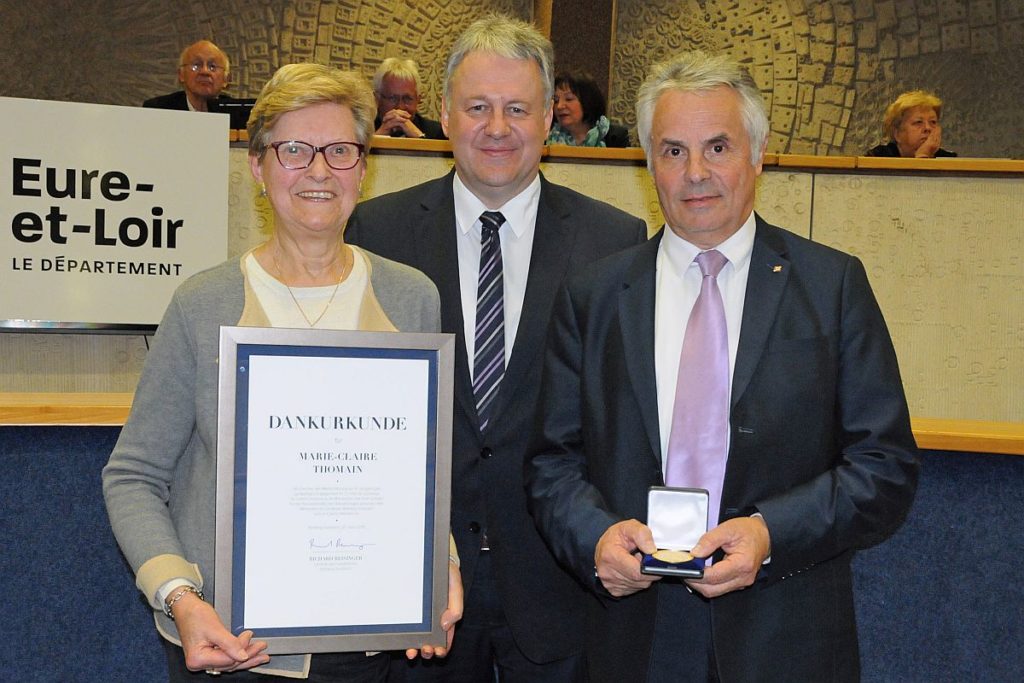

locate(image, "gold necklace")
[[272, 246, 352, 328]]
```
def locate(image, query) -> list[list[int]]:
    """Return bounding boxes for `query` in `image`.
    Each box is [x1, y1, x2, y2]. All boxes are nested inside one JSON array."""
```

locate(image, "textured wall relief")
[[0, 0, 529, 121], [3, 0, 1022, 155], [255, 0, 530, 120], [611, 0, 858, 155], [610, 0, 1024, 158]]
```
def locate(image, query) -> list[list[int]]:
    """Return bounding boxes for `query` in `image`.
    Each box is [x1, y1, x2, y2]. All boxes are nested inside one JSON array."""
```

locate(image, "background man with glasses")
[[372, 57, 446, 139], [143, 40, 250, 128]]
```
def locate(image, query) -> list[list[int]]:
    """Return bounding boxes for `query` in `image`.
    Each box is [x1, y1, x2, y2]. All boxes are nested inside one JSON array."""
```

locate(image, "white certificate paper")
[[215, 327, 454, 654], [243, 354, 428, 628]]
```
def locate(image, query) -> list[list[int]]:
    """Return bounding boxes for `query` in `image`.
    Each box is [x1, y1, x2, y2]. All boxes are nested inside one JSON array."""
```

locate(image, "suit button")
[[468, 522, 480, 533], [480, 447, 493, 459]]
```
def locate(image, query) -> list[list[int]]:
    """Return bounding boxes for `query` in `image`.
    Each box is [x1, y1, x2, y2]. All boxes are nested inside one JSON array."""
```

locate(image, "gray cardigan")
[[102, 248, 440, 675]]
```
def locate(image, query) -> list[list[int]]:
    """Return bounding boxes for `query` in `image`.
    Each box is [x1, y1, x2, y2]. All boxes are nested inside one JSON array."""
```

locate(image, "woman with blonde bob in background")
[[104, 62, 462, 682], [866, 89, 957, 158]]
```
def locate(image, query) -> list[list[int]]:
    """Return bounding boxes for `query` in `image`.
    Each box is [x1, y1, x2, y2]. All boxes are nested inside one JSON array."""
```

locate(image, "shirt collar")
[[453, 172, 541, 238], [660, 210, 757, 277]]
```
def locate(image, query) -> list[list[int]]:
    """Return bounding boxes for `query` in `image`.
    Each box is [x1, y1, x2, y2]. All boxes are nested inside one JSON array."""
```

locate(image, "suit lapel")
[[413, 173, 479, 428], [488, 177, 575, 421], [732, 217, 790, 406], [619, 235, 663, 462]]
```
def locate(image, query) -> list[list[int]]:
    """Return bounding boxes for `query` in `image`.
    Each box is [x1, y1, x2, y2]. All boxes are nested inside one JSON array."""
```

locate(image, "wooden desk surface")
[[2, 392, 1020, 456], [228, 134, 1024, 175]]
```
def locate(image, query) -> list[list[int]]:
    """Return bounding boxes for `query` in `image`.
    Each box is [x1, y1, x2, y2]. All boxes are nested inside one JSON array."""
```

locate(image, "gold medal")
[[652, 549, 693, 563]]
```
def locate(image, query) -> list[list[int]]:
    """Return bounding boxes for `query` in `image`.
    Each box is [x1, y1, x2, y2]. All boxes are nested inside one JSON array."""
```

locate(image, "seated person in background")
[[373, 57, 446, 139], [547, 72, 630, 147], [866, 90, 957, 158], [143, 40, 250, 128]]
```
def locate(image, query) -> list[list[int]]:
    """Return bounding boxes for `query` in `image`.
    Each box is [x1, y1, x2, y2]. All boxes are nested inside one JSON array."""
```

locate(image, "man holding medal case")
[[526, 51, 919, 682]]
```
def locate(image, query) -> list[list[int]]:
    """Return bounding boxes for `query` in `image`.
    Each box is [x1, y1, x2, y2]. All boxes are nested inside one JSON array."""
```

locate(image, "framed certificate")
[[215, 326, 455, 654]]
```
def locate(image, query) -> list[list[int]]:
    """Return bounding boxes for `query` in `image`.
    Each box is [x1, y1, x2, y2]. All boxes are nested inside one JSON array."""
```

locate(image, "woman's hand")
[[405, 558, 464, 660], [172, 592, 270, 673], [915, 124, 943, 158]]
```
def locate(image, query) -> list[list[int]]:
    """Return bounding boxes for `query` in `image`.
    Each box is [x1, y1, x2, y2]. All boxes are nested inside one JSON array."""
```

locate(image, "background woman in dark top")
[[547, 72, 630, 148], [865, 90, 956, 158]]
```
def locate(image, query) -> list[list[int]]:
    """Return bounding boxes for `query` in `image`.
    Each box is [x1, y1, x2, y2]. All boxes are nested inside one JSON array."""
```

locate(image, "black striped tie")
[[473, 211, 506, 431]]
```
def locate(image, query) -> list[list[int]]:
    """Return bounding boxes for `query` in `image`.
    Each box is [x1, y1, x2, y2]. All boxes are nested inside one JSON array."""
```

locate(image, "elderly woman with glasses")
[[104, 63, 462, 681]]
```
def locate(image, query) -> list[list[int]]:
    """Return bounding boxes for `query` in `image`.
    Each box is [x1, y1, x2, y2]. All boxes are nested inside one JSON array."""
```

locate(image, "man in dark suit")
[[526, 52, 919, 682], [372, 57, 446, 140], [346, 15, 646, 682], [143, 40, 250, 129]]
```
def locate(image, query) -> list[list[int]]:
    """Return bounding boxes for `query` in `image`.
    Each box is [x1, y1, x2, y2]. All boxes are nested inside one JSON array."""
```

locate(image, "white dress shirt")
[[654, 212, 756, 476], [453, 173, 541, 377]]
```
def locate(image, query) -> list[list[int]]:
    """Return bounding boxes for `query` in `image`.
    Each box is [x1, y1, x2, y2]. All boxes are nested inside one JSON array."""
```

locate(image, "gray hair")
[[635, 51, 769, 169], [443, 14, 555, 107], [373, 57, 421, 92]]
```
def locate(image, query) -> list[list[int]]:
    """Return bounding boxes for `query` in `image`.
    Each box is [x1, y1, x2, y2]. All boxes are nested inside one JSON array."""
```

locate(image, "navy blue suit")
[[526, 216, 919, 682], [346, 171, 646, 670]]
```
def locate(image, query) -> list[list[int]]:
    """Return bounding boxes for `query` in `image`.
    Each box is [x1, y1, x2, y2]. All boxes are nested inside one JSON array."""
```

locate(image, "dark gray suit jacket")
[[373, 112, 446, 140], [142, 91, 252, 129], [526, 217, 919, 681], [346, 171, 646, 663]]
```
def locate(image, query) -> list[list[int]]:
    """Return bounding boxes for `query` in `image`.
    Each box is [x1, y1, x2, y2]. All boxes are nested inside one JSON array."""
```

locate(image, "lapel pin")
[[772, 265, 783, 273]]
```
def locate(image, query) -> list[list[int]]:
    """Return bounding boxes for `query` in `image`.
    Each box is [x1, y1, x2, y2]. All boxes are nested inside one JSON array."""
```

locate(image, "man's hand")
[[594, 520, 661, 597], [915, 124, 942, 158], [405, 558, 464, 659], [375, 109, 425, 138], [686, 516, 771, 598], [172, 592, 269, 673]]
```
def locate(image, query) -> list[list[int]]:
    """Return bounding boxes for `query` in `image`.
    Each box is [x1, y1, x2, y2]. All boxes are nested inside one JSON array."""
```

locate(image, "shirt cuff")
[[136, 553, 204, 609], [750, 512, 772, 565], [156, 578, 199, 610]]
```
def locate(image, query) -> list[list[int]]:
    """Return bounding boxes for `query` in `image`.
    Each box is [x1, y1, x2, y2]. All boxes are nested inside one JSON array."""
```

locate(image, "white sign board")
[[0, 97, 228, 329]]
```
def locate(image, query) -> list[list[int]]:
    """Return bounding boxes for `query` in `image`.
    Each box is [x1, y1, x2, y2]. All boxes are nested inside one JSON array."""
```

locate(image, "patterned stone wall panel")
[[812, 173, 1024, 421], [538, 161, 663, 232], [4, 148, 1019, 424], [266, 0, 532, 121], [227, 147, 275, 258], [610, 0, 859, 156], [1, 0, 188, 106], [0, 333, 149, 393], [362, 152, 454, 198], [0, 0, 528, 118], [754, 170, 812, 237], [4, 0, 1021, 157], [609, 0, 1024, 158]]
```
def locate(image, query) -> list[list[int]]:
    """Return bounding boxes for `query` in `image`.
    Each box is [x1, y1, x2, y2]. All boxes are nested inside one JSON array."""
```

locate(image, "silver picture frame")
[[215, 325, 454, 654]]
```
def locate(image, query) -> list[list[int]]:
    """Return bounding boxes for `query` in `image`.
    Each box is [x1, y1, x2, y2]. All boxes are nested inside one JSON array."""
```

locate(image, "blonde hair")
[[373, 58, 421, 92], [247, 63, 376, 158], [883, 90, 943, 140]]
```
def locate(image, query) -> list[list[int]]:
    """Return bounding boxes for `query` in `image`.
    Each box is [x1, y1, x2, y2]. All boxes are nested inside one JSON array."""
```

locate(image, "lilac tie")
[[665, 249, 730, 529], [473, 211, 506, 432]]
